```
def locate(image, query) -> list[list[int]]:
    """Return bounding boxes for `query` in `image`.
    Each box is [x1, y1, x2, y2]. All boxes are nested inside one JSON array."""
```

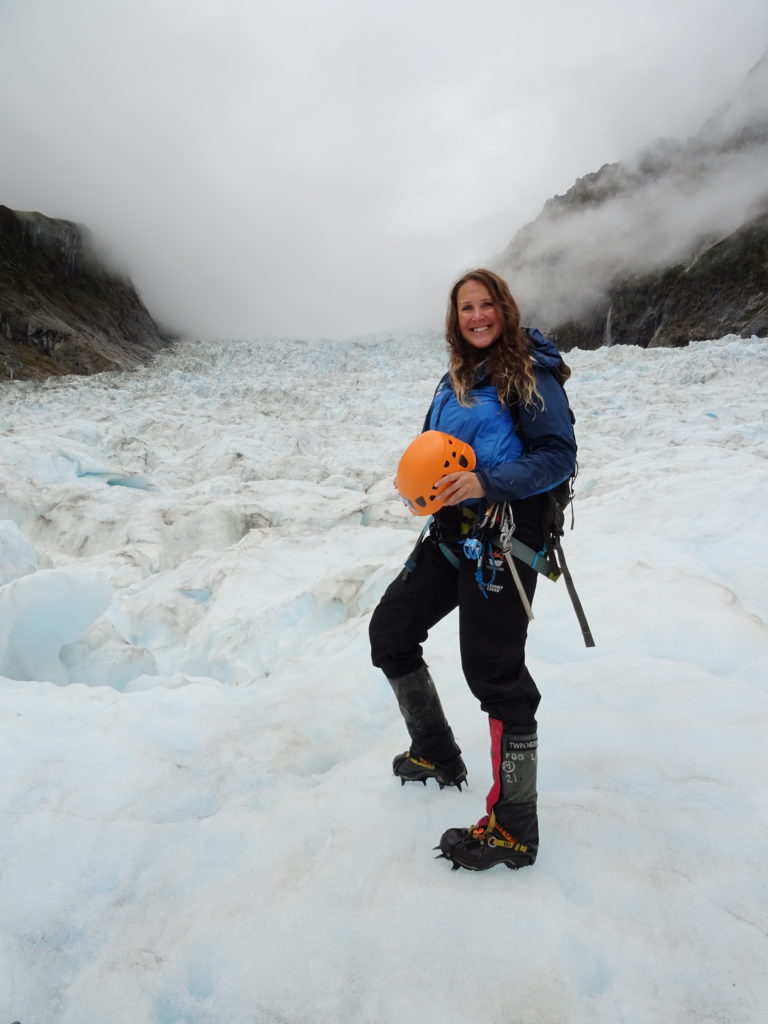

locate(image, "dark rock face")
[[548, 200, 768, 350], [0, 206, 173, 379], [496, 51, 768, 349]]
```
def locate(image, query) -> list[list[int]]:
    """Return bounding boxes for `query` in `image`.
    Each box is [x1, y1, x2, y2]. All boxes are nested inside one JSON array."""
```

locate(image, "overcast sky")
[[1, 0, 767, 340]]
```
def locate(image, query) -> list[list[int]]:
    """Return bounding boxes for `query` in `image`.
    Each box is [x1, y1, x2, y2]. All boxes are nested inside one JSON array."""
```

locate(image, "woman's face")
[[456, 280, 502, 349]]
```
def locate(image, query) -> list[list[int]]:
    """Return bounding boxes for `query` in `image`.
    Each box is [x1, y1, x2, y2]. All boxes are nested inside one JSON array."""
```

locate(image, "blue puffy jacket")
[[425, 328, 577, 503]]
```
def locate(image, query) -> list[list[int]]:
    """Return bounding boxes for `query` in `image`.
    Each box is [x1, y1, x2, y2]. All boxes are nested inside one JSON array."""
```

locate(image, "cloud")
[[1, 0, 768, 338], [496, 53, 768, 327]]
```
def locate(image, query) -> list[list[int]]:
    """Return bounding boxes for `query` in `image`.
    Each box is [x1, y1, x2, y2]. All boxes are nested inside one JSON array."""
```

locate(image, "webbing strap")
[[400, 519, 432, 579], [438, 542, 460, 570], [503, 551, 535, 622], [551, 537, 596, 648]]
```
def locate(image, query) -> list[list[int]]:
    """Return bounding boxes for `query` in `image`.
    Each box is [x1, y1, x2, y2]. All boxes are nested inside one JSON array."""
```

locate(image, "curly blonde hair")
[[446, 269, 554, 410]]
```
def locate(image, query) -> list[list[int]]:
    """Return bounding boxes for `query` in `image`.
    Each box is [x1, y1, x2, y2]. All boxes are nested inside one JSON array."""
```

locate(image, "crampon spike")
[[433, 849, 464, 869]]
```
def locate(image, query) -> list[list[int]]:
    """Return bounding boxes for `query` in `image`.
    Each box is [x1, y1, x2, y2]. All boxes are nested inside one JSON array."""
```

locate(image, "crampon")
[[392, 752, 467, 790]]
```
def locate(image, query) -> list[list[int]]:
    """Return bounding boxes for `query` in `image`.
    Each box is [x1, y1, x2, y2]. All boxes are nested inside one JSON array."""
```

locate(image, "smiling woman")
[[456, 279, 502, 348], [369, 267, 578, 873]]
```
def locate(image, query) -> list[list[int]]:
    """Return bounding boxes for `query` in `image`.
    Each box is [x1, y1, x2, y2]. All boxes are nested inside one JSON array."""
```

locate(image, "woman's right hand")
[[434, 471, 485, 505]]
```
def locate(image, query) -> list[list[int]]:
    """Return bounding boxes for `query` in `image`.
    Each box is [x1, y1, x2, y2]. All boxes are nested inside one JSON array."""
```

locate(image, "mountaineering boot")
[[387, 666, 466, 790], [438, 719, 538, 870]]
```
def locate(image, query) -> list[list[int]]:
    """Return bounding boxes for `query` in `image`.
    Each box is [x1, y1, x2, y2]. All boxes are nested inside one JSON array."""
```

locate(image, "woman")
[[368, 268, 577, 872]]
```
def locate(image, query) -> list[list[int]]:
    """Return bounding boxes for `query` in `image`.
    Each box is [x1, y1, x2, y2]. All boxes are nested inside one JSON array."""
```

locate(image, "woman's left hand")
[[434, 471, 485, 505]]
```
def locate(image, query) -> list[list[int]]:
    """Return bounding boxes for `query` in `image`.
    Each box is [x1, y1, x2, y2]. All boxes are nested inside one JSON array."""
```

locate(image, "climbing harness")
[[404, 495, 595, 648]]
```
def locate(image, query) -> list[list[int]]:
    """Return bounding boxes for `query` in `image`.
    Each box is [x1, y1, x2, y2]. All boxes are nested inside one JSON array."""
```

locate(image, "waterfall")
[[604, 303, 613, 347]]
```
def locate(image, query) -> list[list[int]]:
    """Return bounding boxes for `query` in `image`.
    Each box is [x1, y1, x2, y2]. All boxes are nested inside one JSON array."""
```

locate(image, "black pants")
[[369, 534, 541, 729]]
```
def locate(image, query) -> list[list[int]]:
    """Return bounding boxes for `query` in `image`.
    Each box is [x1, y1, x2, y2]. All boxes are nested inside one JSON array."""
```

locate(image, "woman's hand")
[[434, 471, 485, 505]]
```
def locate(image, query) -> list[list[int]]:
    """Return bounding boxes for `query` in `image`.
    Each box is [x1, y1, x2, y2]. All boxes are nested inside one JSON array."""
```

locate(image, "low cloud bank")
[[498, 51, 768, 331]]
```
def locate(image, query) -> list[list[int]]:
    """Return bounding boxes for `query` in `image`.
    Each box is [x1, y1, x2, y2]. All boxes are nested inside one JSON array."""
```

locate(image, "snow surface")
[[0, 333, 767, 1024]]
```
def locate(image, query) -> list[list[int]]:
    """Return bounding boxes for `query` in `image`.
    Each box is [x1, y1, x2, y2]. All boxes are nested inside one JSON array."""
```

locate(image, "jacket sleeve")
[[474, 369, 577, 502], [421, 373, 449, 432]]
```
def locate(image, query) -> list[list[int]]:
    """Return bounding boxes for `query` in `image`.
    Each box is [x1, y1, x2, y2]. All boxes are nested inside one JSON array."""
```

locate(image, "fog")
[[497, 50, 768, 327], [1, 0, 767, 339]]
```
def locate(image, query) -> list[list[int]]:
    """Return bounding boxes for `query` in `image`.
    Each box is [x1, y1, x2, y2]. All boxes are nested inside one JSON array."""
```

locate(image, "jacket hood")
[[525, 327, 564, 370], [461, 327, 564, 387]]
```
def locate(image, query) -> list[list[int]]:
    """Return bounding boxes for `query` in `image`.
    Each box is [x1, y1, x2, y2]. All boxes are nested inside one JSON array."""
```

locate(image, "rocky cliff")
[[0, 206, 173, 379], [495, 50, 768, 349]]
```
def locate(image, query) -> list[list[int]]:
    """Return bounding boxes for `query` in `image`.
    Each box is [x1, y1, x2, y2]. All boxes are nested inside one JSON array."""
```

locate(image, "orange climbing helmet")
[[396, 430, 476, 516]]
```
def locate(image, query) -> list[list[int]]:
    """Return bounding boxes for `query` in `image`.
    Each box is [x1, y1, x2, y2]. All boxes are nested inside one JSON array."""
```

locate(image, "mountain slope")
[[0, 205, 172, 379], [496, 50, 768, 349]]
